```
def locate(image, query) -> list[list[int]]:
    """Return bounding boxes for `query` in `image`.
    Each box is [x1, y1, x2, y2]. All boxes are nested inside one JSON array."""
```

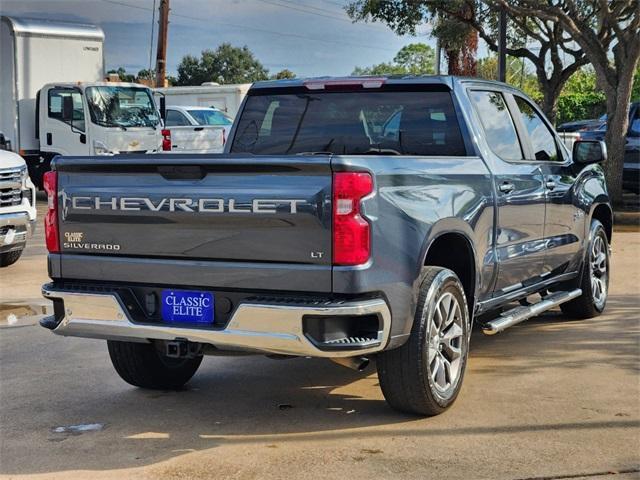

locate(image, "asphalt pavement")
[[0, 198, 638, 479]]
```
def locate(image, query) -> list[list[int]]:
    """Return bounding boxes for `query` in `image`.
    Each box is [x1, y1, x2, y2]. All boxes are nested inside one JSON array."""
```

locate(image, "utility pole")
[[155, 0, 169, 87], [497, 6, 507, 82]]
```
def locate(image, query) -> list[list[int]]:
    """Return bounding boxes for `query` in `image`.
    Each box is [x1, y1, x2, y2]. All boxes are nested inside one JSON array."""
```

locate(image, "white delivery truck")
[[155, 83, 251, 119], [0, 17, 164, 187]]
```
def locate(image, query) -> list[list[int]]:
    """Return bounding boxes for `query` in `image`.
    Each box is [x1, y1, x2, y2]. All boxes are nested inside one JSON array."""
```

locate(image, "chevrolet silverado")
[[40, 76, 612, 415]]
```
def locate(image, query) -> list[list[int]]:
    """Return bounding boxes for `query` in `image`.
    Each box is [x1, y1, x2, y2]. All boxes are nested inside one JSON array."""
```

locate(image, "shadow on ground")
[[0, 295, 638, 475]]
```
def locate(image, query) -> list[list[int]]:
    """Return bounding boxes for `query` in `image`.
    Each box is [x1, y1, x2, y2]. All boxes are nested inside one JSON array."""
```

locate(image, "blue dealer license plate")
[[161, 290, 214, 324]]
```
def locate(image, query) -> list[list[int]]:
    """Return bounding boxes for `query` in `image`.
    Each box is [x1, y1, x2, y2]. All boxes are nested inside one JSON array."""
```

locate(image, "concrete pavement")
[[0, 199, 638, 479]]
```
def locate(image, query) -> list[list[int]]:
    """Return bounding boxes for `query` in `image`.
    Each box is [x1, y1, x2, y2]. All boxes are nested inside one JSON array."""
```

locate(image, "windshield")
[[188, 109, 233, 126], [86, 86, 160, 128], [230, 90, 466, 156]]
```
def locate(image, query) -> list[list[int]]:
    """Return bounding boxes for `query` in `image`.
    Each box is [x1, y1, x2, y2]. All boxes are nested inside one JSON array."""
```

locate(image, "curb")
[[614, 211, 640, 226]]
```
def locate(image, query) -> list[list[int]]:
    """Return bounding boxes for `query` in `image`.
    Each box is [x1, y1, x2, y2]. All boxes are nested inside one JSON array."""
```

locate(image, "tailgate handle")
[[158, 165, 206, 180], [193, 127, 204, 131]]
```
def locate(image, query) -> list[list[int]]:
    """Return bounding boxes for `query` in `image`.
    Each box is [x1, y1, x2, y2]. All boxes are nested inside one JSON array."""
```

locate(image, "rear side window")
[[469, 90, 522, 161], [188, 109, 232, 126], [514, 96, 560, 161], [165, 110, 190, 126], [231, 90, 466, 156]]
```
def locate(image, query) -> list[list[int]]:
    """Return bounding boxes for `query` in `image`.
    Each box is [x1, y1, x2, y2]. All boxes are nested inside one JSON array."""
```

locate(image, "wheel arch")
[[420, 224, 478, 317], [590, 202, 613, 244]]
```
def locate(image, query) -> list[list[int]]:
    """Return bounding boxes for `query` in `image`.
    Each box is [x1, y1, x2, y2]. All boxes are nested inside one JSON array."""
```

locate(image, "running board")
[[482, 289, 582, 335]]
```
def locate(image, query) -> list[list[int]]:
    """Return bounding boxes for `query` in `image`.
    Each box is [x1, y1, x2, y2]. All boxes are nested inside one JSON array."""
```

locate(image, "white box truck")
[[155, 83, 251, 118], [0, 17, 164, 187]]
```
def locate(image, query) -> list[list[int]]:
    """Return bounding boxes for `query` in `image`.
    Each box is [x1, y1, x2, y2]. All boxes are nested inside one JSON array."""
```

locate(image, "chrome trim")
[[482, 289, 582, 335], [0, 212, 34, 247], [42, 286, 392, 358], [0, 211, 29, 228]]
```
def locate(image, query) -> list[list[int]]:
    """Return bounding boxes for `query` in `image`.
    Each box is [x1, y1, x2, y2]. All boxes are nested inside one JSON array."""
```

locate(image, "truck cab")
[[32, 82, 163, 183]]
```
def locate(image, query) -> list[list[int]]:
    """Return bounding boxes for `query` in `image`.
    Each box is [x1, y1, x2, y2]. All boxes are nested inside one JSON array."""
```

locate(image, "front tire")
[[0, 248, 24, 267], [107, 341, 202, 390], [377, 267, 470, 416], [560, 219, 610, 319]]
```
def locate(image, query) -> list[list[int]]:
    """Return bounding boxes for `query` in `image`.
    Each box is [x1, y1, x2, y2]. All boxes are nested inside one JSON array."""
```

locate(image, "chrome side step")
[[482, 289, 582, 335]]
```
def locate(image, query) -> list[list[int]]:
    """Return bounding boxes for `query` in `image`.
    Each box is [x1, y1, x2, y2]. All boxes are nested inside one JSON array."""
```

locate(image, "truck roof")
[[250, 75, 510, 91], [1, 16, 104, 41], [46, 81, 152, 90]]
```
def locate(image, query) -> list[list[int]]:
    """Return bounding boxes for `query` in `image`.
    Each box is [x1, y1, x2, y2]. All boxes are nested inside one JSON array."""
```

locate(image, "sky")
[[0, 0, 435, 78]]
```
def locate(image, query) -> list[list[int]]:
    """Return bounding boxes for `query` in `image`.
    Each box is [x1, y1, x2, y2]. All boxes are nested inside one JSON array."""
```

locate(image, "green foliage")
[[633, 67, 640, 102], [352, 43, 435, 76], [271, 69, 296, 80], [107, 67, 135, 83], [176, 43, 269, 86], [556, 69, 606, 124], [476, 55, 541, 101]]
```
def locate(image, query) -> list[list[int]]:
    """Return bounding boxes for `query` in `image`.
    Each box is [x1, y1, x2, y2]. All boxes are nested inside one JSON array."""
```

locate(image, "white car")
[[165, 106, 233, 140], [0, 149, 37, 267]]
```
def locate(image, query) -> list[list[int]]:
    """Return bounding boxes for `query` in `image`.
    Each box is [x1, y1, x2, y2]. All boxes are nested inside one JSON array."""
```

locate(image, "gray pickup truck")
[[41, 76, 612, 416]]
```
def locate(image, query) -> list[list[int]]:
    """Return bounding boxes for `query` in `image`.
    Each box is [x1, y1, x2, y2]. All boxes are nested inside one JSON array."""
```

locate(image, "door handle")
[[499, 182, 515, 194], [545, 180, 556, 190]]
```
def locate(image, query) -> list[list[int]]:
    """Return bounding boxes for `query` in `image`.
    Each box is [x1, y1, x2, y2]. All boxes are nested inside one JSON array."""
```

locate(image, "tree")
[[353, 43, 435, 75], [106, 67, 135, 83], [431, 7, 478, 75], [176, 43, 269, 86], [346, 1, 588, 123], [477, 55, 541, 100], [271, 69, 296, 80], [488, 0, 640, 206], [137, 69, 155, 82], [556, 68, 606, 124]]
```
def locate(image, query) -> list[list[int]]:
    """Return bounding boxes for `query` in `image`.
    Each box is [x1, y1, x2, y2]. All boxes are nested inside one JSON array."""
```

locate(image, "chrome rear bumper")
[[42, 285, 391, 358]]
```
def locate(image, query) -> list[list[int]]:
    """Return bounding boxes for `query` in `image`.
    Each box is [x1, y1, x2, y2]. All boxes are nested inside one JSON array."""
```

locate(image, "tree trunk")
[[602, 79, 633, 207], [540, 85, 560, 125]]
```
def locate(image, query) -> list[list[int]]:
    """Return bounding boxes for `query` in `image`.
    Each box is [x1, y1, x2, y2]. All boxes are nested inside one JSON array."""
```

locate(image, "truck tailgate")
[[55, 155, 332, 281]]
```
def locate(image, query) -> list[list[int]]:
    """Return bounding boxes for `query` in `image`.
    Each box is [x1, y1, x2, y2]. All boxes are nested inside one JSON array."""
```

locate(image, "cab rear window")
[[231, 90, 467, 156]]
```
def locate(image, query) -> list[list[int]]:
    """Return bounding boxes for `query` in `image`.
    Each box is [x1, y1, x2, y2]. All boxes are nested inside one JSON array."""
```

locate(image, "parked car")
[[0, 149, 37, 267], [556, 116, 604, 133], [40, 76, 612, 416], [578, 102, 640, 193], [166, 105, 233, 141]]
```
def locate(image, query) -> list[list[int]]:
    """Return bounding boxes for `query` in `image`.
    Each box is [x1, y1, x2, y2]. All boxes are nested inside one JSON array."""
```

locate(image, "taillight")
[[161, 129, 171, 151], [43, 171, 59, 253], [332, 172, 373, 266]]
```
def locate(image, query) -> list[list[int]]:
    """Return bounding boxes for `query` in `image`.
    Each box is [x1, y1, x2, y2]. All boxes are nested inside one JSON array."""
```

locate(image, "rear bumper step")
[[482, 289, 582, 335], [42, 285, 391, 358]]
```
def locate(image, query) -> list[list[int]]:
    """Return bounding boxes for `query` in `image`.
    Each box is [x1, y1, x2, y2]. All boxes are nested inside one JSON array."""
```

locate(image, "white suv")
[[0, 149, 37, 267]]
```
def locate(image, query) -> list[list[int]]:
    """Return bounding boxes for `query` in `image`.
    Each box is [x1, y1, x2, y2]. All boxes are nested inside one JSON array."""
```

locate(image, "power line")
[[254, 0, 354, 23], [97, 0, 396, 52]]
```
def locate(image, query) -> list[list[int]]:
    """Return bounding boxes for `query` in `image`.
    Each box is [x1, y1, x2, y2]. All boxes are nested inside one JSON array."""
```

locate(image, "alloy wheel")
[[427, 292, 464, 397]]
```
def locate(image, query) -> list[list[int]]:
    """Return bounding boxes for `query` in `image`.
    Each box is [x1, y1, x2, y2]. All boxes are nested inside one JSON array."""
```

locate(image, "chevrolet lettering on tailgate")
[[65, 196, 307, 213]]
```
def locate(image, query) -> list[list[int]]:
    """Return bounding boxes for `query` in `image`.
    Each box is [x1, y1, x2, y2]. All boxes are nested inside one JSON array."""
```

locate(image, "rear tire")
[[0, 249, 24, 267], [377, 267, 470, 416], [560, 219, 609, 319], [107, 341, 202, 390]]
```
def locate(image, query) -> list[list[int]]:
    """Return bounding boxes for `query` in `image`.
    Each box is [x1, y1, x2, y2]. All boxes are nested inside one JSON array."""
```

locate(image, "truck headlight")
[[93, 141, 113, 156], [19, 165, 28, 186]]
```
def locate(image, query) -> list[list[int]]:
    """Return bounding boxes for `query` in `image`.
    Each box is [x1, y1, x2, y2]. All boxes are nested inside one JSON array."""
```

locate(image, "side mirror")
[[159, 96, 166, 122], [573, 140, 607, 164], [62, 95, 74, 122]]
